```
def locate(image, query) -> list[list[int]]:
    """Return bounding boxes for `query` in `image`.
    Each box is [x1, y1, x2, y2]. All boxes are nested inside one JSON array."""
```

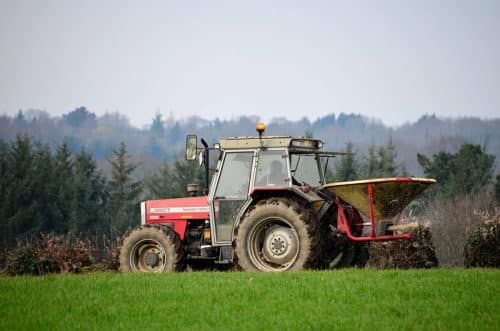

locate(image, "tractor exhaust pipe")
[[201, 138, 209, 195]]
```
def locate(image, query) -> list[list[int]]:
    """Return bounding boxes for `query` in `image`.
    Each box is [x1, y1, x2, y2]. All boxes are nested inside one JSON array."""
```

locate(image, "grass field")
[[0, 269, 498, 330]]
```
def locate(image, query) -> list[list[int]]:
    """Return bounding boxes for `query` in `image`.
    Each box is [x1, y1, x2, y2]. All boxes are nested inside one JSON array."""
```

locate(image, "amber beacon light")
[[256, 122, 266, 138]]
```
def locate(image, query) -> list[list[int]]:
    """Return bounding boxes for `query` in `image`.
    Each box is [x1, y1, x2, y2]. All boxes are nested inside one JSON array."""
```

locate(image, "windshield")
[[290, 154, 323, 186], [255, 150, 288, 187]]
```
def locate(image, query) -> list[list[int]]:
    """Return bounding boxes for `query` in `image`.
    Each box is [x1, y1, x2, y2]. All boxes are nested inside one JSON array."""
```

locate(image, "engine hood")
[[146, 196, 210, 221]]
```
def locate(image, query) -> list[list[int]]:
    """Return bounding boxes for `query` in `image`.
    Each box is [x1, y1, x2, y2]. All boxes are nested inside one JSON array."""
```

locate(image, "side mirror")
[[185, 135, 197, 160]]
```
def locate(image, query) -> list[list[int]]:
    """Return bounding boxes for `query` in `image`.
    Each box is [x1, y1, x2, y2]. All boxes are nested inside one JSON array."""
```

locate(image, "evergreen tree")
[[149, 113, 166, 157], [170, 159, 205, 197], [417, 151, 453, 185], [0, 139, 8, 247], [32, 141, 58, 232], [5, 135, 39, 240], [360, 140, 399, 178], [448, 144, 495, 196], [417, 144, 495, 198], [146, 160, 175, 199], [107, 142, 142, 236], [14, 110, 26, 126], [70, 149, 108, 234], [0, 137, 112, 247], [377, 137, 398, 177], [145, 157, 205, 200], [62, 106, 96, 128], [52, 140, 74, 232], [168, 121, 182, 144], [4, 135, 54, 240], [362, 146, 377, 178], [151, 112, 165, 137], [400, 162, 410, 177], [334, 142, 358, 181]]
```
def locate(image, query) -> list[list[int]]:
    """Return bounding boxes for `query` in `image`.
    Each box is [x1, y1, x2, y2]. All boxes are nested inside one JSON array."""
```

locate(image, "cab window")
[[215, 152, 253, 198], [255, 150, 288, 187], [290, 153, 323, 186]]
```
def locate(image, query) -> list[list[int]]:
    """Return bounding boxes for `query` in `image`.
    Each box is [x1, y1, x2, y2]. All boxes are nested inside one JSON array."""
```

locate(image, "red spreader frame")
[[335, 182, 414, 242]]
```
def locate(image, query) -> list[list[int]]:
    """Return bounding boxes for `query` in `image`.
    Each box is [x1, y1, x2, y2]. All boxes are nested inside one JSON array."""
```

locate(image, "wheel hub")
[[144, 250, 160, 267], [270, 236, 287, 254], [262, 225, 298, 265], [130, 239, 167, 272]]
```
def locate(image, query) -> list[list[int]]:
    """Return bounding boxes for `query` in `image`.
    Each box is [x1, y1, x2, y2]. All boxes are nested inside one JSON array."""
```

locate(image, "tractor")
[[119, 123, 435, 272]]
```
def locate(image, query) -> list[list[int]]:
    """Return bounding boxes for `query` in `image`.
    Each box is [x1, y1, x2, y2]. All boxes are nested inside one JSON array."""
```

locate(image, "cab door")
[[210, 151, 254, 243]]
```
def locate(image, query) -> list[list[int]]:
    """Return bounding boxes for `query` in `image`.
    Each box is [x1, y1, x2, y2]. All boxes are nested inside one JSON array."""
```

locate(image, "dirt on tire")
[[233, 197, 321, 271]]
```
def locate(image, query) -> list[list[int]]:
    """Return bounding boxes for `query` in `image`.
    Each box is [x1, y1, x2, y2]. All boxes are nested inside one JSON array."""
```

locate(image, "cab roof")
[[218, 136, 324, 150]]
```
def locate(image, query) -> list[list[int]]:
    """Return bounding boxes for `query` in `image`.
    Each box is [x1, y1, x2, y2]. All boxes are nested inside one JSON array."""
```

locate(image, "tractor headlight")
[[291, 139, 323, 149]]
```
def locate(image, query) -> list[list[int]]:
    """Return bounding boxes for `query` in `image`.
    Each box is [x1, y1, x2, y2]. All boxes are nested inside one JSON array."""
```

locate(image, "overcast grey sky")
[[1, 0, 499, 127]]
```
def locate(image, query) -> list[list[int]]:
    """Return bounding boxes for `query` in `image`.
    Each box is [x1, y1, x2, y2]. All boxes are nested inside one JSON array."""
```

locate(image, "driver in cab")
[[256, 160, 287, 186]]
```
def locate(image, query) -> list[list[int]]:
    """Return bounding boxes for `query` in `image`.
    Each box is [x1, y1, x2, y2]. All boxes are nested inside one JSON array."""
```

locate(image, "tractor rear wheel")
[[119, 225, 184, 272], [234, 198, 319, 272]]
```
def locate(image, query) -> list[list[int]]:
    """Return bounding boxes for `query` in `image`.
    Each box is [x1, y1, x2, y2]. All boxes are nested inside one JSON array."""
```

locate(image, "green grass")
[[0, 269, 498, 331]]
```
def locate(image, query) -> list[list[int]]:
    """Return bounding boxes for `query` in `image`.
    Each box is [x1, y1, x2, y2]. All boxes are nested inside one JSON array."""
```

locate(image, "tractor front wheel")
[[234, 198, 319, 272], [119, 225, 184, 272]]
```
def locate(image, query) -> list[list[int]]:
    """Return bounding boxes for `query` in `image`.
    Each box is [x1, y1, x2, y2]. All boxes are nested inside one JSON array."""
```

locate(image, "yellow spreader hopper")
[[322, 177, 436, 241]]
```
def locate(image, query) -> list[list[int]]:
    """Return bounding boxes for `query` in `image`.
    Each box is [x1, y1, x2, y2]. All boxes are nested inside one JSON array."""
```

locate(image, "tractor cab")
[[204, 133, 327, 244]]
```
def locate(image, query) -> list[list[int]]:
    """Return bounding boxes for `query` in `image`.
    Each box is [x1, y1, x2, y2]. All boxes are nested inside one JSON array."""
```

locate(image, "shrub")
[[4, 233, 101, 275], [4, 242, 40, 275], [99, 238, 120, 271], [0, 248, 6, 270], [367, 225, 439, 269], [464, 211, 499, 267], [423, 193, 494, 267]]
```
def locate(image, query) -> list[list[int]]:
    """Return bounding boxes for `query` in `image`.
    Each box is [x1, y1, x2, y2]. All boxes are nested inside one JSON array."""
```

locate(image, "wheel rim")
[[129, 239, 167, 272], [247, 217, 300, 271]]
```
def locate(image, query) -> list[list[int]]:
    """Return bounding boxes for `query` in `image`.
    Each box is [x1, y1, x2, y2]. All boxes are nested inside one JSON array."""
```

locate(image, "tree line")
[[329, 138, 407, 181], [332, 138, 499, 216], [0, 134, 497, 251], [0, 135, 204, 249], [1, 107, 499, 178], [331, 138, 497, 201]]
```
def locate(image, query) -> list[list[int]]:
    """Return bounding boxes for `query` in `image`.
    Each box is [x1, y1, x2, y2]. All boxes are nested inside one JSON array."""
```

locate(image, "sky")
[[1, 0, 499, 128]]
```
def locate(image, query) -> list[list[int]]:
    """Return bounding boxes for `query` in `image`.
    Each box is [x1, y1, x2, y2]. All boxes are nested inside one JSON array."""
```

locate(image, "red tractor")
[[119, 123, 435, 272]]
